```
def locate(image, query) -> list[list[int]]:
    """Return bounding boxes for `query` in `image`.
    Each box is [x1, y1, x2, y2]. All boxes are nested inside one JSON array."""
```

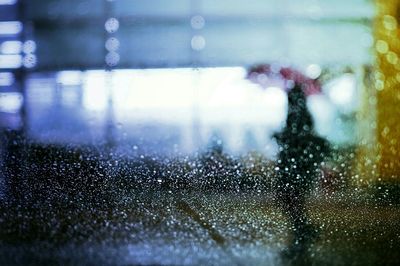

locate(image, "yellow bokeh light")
[[383, 15, 397, 31], [386, 51, 399, 64], [376, 40, 389, 54]]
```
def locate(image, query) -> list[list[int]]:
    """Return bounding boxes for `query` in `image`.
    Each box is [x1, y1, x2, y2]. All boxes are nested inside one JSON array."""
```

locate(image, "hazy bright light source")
[[325, 73, 357, 109], [0, 72, 14, 86], [0, 54, 22, 68], [0, 21, 23, 35], [83, 70, 108, 111], [0, 0, 17, 5], [307, 94, 335, 137], [0, 40, 22, 54], [0, 92, 23, 113], [206, 71, 250, 108], [57, 71, 82, 86], [114, 68, 194, 110], [263, 86, 287, 124], [82, 67, 288, 130]]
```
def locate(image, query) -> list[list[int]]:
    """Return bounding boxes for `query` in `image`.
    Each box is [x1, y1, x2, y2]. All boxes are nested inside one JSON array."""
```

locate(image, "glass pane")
[[1, 0, 399, 265]]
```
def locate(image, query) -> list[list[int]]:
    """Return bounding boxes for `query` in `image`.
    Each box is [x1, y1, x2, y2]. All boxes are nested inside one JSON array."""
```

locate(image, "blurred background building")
[[1, 0, 398, 180]]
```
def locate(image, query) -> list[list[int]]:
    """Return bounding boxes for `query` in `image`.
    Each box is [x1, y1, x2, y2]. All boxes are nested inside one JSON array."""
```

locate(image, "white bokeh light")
[[305, 64, 321, 79], [105, 18, 119, 33], [191, 35, 206, 51], [191, 15, 205, 30]]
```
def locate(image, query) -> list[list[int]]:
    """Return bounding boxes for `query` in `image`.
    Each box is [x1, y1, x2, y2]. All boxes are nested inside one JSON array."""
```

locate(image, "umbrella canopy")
[[247, 64, 321, 96]]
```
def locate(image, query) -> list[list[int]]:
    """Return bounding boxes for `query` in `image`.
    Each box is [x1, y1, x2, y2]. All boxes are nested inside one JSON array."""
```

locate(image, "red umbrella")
[[247, 64, 321, 96]]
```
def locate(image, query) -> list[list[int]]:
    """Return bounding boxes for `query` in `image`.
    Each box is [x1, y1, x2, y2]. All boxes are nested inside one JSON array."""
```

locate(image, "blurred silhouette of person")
[[273, 84, 330, 261]]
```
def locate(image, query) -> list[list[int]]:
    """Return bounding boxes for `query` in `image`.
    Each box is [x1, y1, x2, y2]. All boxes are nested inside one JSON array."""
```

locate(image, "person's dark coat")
[[274, 85, 330, 204]]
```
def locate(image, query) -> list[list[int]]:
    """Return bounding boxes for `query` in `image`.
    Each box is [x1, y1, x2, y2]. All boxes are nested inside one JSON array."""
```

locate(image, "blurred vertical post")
[[189, 0, 203, 152], [374, 0, 400, 180], [355, 65, 378, 185], [17, 0, 27, 136], [104, 0, 116, 149]]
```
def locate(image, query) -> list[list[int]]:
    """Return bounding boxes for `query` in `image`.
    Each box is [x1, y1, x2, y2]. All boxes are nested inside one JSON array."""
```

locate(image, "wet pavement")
[[0, 190, 399, 266]]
